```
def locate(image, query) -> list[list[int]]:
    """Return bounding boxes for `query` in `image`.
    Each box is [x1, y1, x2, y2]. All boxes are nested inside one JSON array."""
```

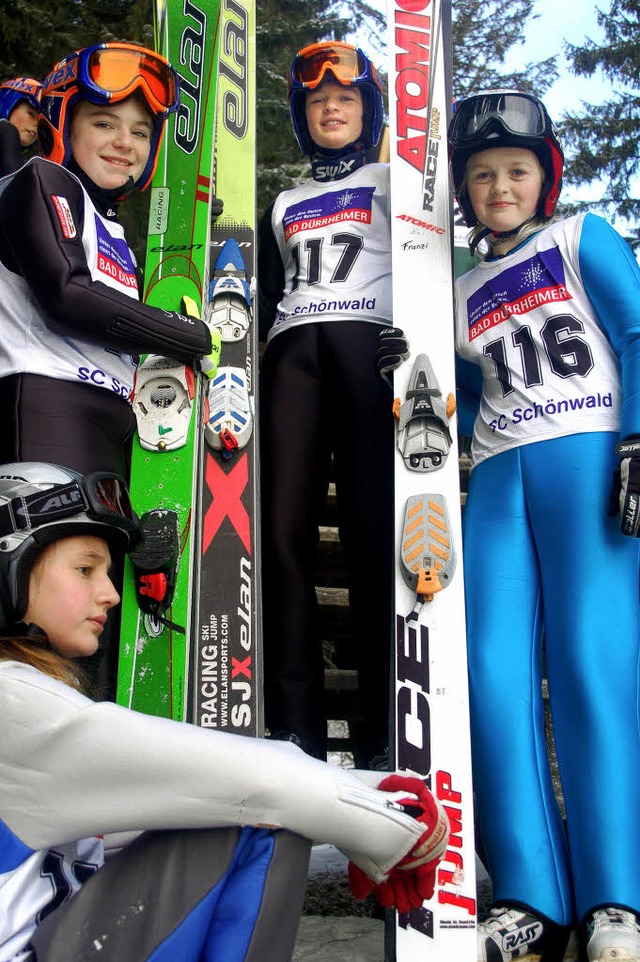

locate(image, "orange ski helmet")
[[38, 42, 179, 192]]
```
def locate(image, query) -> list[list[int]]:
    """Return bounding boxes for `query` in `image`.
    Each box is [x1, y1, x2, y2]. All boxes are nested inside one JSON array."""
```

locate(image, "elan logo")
[[174, 0, 207, 154]]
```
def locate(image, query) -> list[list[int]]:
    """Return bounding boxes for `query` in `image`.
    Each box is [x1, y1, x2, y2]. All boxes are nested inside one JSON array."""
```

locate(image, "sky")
[[354, 0, 610, 126], [503, 0, 607, 122], [361, 0, 621, 209]]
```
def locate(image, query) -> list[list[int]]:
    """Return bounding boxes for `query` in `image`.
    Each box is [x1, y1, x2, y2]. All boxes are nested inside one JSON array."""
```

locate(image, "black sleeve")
[[257, 201, 285, 342], [0, 120, 23, 179], [0, 160, 212, 363]]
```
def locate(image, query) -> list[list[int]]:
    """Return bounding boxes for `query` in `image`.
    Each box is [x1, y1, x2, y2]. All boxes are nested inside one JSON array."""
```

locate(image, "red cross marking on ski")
[[232, 655, 252, 679], [202, 453, 251, 553]]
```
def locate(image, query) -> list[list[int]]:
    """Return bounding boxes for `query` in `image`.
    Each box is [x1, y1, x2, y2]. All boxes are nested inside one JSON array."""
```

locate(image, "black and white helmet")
[[0, 462, 139, 628], [448, 89, 564, 227]]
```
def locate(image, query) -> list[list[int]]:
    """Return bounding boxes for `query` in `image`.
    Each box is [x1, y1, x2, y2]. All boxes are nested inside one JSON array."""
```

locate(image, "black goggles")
[[449, 92, 549, 147], [0, 473, 139, 544]]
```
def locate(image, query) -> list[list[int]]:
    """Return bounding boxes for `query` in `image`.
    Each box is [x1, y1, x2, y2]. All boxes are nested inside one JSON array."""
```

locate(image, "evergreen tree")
[[451, 0, 558, 99], [256, 0, 354, 215], [558, 0, 639, 250], [254, 0, 558, 218], [0, 0, 153, 80]]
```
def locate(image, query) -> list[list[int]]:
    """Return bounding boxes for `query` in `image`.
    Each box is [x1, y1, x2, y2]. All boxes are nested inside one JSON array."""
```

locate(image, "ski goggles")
[[80, 44, 179, 114], [449, 91, 550, 147], [46, 43, 180, 116], [0, 472, 139, 545], [290, 42, 371, 90]]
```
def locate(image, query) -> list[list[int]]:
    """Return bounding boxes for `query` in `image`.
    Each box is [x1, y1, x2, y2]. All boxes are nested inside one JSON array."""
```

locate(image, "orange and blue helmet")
[[0, 77, 42, 120], [448, 89, 564, 227], [288, 41, 384, 156], [38, 42, 180, 192]]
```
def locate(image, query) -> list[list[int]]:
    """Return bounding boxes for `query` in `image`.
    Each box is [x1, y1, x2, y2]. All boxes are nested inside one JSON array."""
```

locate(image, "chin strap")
[[473, 215, 545, 257], [469, 225, 492, 256]]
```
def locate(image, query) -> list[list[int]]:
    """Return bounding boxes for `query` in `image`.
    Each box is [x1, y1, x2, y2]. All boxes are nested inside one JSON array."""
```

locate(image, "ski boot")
[[478, 906, 577, 962], [586, 907, 640, 962]]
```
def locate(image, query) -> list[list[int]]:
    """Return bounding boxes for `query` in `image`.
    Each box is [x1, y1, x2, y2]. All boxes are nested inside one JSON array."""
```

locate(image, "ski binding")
[[400, 493, 456, 620], [129, 508, 180, 620], [132, 354, 196, 452], [393, 353, 456, 472], [206, 238, 253, 342], [204, 365, 253, 457]]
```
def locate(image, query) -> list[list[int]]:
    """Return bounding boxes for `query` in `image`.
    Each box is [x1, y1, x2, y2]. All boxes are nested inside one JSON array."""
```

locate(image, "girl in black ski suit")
[[0, 43, 214, 479], [259, 42, 401, 763]]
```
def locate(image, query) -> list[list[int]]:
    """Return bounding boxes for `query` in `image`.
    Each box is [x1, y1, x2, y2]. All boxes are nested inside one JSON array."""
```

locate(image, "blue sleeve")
[[455, 354, 481, 438], [578, 212, 640, 438]]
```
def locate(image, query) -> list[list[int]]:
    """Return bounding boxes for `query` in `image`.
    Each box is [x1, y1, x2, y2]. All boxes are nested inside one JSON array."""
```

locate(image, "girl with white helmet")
[[0, 462, 448, 961], [449, 89, 640, 962]]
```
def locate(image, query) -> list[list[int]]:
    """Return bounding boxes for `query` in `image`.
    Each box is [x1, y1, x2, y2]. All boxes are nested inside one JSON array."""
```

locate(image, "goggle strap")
[[0, 474, 136, 540], [0, 482, 87, 536]]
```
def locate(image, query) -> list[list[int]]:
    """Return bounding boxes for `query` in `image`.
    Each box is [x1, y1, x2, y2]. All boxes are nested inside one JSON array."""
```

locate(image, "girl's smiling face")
[[24, 535, 120, 659], [305, 80, 363, 151], [466, 145, 544, 243], [70, 97, 152, 190]]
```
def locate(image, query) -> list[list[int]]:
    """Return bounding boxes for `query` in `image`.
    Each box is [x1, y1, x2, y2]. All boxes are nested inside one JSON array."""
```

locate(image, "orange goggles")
[[290, 42, 370, 90], [79, 43, 179, 115]]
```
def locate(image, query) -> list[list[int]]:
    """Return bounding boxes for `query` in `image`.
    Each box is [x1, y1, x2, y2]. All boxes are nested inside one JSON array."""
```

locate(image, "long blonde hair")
[[0, 633, 90, 692]]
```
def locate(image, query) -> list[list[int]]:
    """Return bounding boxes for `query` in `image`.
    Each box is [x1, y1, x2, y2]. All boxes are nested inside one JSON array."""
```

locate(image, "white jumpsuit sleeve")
[[0, 662, 423, 882]]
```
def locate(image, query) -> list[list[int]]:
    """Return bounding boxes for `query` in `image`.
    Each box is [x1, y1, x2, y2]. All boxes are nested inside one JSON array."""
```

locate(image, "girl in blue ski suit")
[[449, 90, 640, 962]]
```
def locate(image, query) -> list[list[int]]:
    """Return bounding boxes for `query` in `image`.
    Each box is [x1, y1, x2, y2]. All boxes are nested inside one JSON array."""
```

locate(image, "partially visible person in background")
[[0, 76, 42, 175]]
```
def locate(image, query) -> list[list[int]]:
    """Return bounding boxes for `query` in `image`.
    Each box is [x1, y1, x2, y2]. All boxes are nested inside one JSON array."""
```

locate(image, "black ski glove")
[[376, 327, 410, 389], [608, 437, 640, 536]]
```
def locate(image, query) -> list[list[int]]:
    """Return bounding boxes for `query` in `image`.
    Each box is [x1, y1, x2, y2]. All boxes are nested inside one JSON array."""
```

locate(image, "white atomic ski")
[[386, 0, 477, 958]]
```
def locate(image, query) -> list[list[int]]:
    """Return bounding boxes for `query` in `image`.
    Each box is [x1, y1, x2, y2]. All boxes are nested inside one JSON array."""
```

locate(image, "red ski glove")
[[348, 775, 449, 913]]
